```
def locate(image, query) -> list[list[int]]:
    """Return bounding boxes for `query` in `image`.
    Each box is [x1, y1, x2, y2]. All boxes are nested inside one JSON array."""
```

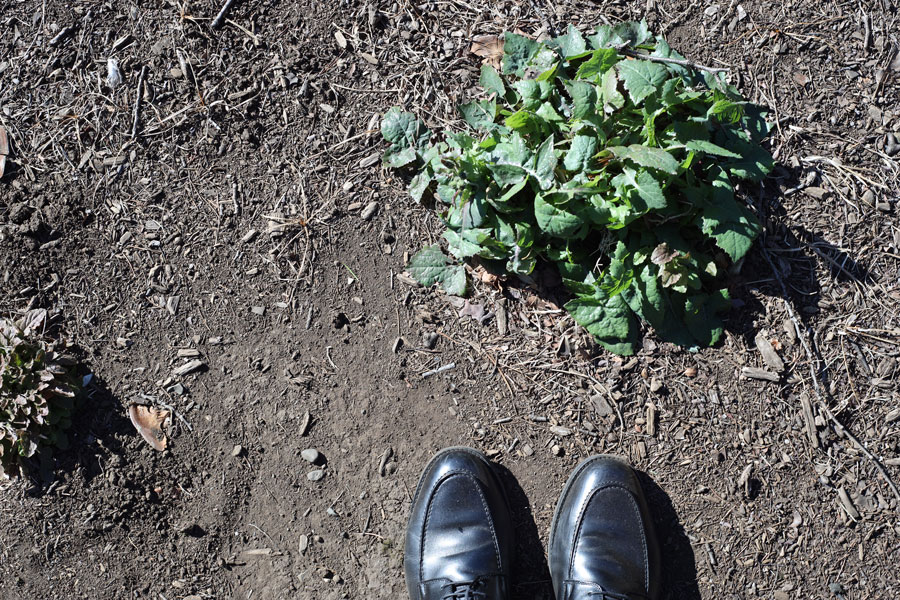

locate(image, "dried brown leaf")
[[128, 404, 170, 451], [470, 34, 503, 68]]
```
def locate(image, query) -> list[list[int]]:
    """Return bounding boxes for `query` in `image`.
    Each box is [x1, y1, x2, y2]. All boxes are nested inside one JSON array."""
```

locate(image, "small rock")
[[299, 534, 309, 554], [360, 201, 379, 221], [231, 444, 244, 457], [307, 469, 326, 482], [251, 306, 266, 315], [649, 378, 663, 393], [550, 425, 572, 437], [422, 331, 438, 349], [551, 444, 563, 456], [590, 394, 614, 417], [301, 448, 320, 463], [861, 189, 875, 207], [521, 444, 534, 457]]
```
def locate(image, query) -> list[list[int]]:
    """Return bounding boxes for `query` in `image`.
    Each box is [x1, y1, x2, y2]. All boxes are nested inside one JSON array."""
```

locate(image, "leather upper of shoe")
[[405, 447, 514, 600], [549, 456, 660, 600]]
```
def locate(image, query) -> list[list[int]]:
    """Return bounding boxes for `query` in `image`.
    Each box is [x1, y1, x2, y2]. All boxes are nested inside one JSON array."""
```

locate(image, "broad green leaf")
[[708, 99, 743, 124], [443, 229, 483, 259], [565, 292, 638, 355], [486, 163, 527, 187], [719, 137, 774, 180], [530, 136, 557, 190], [406, 245, 468, 296], [613, 19, 652, 46], [683, 291, 729, 346], [458, 100, 496, 130], [504, 110, 540, 135], [566, 81, 598, 120], [617, 60, 668, 105], [684, 140, 741, 158], [535, 62, 559, 82], [623, 265, 696, 347], [381, 106, 430, 149], [695, 171, 761, 260], [563, 134, 598, 172], [607, 145, 679, 174], [536, 101, 564, 123], [623, 168, 667, 209], [409, 171, 431, 202], [599, 68, 625, 112], [534, 192, 583, 237], [495, 177, 529, 206], [576, 48, 619, 79], [384, 146, 416, 168], [479, 64, 505, 97], [502, 33, 539, 75], [513, 79, 550, 110], [549, 24, 587, 58], [588, 25, 625, 49], [492, 132, 532, 166], [443, 266, 468, 296]]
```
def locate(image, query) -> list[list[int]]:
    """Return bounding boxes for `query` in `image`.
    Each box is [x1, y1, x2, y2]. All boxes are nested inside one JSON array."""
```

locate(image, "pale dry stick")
[[130, 65, 149, 140], [225, 18, 259, 45], [802, 156, 890, 190], [757, 197, 900, 507], [329, 81, 403, 94], [621, 49, 729, 74], [303, 129, 378, 162]]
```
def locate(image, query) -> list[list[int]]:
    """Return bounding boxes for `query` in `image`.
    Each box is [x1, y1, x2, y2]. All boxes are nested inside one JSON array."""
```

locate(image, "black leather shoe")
[[404, 447, 514, 600], [549, 455, 660, 600]]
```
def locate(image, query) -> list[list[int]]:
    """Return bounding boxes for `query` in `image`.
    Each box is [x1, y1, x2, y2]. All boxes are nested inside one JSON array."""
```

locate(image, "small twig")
[[211, 0, 239, 29], [421, 363, 455, 378], [861, 12, 871, 54], [49, 25, 74, 47], [131, 65, 149, 140], [621, 49, 728, 74]]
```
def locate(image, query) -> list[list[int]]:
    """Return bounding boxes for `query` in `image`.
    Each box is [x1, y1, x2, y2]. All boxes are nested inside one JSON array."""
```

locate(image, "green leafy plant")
[[382, 21, 773, 355], [0, 310, 79, 478]]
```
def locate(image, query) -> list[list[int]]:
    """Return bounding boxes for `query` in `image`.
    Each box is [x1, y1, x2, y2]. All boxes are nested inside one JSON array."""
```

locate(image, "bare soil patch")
[[1, 1, 899, 599]]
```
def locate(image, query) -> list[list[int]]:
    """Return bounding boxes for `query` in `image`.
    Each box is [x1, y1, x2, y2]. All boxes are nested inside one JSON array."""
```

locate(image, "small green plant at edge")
[[381, 21, 773, 355], [0, 310, 80, 479]]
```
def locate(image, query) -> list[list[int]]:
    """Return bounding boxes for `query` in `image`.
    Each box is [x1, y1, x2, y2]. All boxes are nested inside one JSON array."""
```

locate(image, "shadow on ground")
[[494, 462, 555, 600], [636, 469, 701, 600], [23, 370, 132, 495]]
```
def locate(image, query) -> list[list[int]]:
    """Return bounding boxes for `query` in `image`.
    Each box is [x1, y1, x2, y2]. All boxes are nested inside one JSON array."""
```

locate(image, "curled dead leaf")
[[470, 34, 503, 68], [128, 403, 171, 451]]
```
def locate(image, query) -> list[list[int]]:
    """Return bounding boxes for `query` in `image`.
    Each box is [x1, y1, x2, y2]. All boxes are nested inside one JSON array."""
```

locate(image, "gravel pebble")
[[307, 469, 326, 482], [301, 448, 320, 463]]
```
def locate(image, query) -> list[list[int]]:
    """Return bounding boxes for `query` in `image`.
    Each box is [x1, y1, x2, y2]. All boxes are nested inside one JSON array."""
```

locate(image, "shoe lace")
[[441, 577, 488, 600]]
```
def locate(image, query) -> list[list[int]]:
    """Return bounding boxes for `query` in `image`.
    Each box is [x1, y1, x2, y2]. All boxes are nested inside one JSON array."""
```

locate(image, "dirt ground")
[[1, 0, 899, 599]]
